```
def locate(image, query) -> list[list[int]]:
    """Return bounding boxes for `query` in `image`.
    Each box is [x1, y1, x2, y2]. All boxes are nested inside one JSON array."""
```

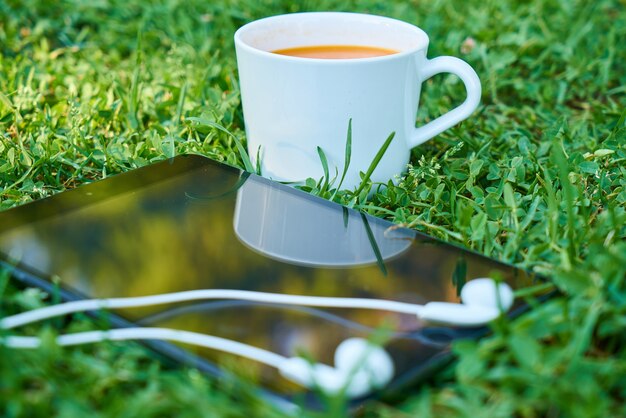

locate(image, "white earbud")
[[420, 278, 514, 326], [279, 338, 394, 398]]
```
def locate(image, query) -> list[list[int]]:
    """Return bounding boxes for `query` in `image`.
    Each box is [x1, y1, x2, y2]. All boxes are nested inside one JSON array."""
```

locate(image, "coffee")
[[272, 45, 398, 59]]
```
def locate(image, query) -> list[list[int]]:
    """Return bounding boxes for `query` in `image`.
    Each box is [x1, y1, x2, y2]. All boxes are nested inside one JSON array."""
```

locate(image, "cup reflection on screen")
[[233, 178, 415, 268]]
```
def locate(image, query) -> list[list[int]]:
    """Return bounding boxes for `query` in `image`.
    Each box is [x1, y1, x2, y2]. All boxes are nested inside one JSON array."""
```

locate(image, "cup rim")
[[234, 11, 429, 64]]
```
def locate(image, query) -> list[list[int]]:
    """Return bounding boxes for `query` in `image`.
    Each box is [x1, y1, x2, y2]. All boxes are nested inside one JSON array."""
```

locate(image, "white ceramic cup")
[[234, 12, 481, 190]]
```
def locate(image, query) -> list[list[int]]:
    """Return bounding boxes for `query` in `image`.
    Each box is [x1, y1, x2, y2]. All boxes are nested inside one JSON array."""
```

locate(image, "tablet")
[[0, 155, 540, 407]]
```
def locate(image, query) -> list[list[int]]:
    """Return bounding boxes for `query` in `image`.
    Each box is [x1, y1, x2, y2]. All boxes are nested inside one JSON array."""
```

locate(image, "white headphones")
[[0, 278, 513, 398]]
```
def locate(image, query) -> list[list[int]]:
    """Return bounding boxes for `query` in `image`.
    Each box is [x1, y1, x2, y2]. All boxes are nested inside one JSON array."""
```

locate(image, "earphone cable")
[[0, 289, 425, 330], [2, 327, 288, 368]]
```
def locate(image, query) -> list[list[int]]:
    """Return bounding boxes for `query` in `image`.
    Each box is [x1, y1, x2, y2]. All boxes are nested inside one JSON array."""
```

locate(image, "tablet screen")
[[0, 155, 536, 400]]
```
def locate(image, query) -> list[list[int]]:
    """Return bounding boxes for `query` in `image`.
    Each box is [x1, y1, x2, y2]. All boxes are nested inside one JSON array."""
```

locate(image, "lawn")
[[0, 0, 625, 416]]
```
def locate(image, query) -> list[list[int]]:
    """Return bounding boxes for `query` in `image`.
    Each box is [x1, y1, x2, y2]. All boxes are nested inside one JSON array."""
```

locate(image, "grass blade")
[[361, 213, 387, 276], [552, 141, 577, 261], [353, 131, 395, 197], [127, 28, 143, 130], [187, 117, 255, 173], [254, 145, 262, 175], [317, 146, 330, 192], [452, 258, 467, 297], [334, 118, 353, 195], [175, 81, 188, 128], [0, 91, 14, 111]]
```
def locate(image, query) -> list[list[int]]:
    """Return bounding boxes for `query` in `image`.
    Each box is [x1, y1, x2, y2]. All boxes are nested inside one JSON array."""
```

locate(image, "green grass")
[[1, 0, 625, 416]]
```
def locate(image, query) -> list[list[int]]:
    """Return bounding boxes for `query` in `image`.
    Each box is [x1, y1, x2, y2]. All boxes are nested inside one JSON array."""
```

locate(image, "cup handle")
[[409, 56, 481, 148]]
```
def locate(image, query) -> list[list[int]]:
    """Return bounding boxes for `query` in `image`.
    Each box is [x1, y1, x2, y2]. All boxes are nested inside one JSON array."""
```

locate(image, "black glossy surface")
[[0, 155, 536, 398]]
